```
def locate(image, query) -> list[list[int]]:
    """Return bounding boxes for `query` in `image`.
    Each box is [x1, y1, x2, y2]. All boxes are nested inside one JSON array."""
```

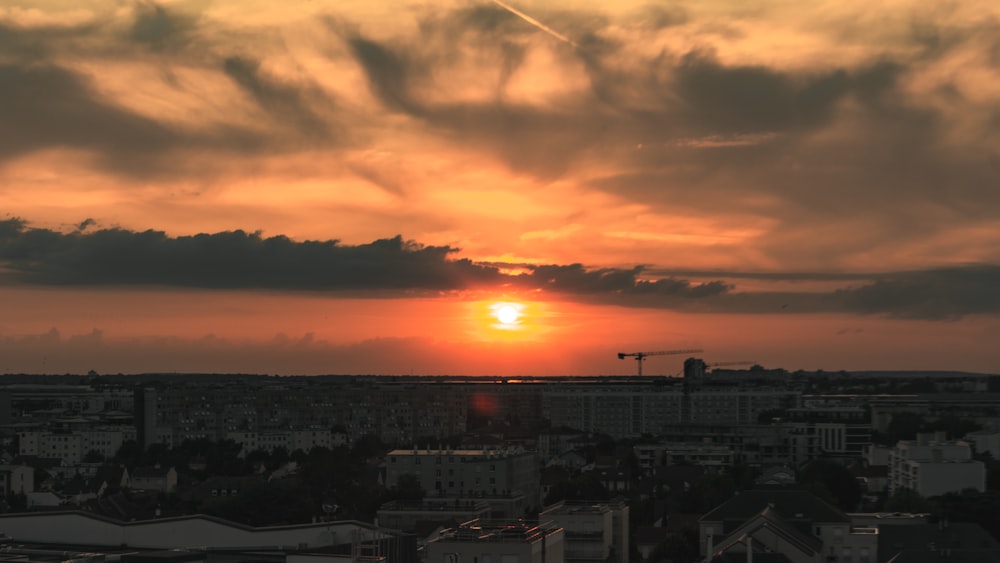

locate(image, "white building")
[[0, 465, 33, 495], [18, 427, 134, 464], [888, 434, 985, 496], [539, 500, 629, 563], [966, 429, 1000, 459]]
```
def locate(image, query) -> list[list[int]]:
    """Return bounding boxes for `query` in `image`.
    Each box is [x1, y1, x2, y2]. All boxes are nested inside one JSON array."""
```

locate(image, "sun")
[[489, 301, 524, 330], [496, 304, 520, 325]]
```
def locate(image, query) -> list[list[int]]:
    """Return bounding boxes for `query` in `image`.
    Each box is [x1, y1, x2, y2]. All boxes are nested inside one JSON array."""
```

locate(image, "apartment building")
[[542, 381, 800, 439], [18, 426, 135, 464], [385, 447, 539, 517], [888, 433, 985, 496], [135, 381, 468, 450]]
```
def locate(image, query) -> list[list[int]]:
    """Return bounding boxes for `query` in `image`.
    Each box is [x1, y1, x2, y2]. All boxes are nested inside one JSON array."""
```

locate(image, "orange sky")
[[1, 0, 999, 375]]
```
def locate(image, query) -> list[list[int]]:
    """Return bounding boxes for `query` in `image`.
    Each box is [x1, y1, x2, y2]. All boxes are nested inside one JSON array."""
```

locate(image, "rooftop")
[[433, 520, 562, 545]]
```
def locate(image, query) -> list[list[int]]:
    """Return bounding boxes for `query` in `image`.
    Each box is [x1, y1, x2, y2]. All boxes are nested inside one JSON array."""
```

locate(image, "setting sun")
[[497, 305, 519, 325], [487, 301, 527, 332]]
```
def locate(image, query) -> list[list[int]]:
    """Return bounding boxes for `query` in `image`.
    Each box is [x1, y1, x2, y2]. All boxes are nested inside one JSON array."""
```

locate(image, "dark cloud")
[[348, 37, 424, 115], [0, 64, 180, 161], [522, 264, 729, 298], [0, 219, 498, 290], [832, 266, 1000, 320], [222, 56, 334, 140], [669, 51, 856, 133], [130, 2, 195, 51], [337, 7, 999, 269], [1, 218, 997, 319], [0, 218, 728, 300]]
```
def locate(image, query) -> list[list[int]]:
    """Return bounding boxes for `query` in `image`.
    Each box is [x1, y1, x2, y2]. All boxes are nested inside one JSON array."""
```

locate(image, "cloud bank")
[[1, 218, 997, 319]]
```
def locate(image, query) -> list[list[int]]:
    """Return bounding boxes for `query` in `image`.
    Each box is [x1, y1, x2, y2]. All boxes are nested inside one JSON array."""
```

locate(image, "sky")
[[1, 0, 999, 376]]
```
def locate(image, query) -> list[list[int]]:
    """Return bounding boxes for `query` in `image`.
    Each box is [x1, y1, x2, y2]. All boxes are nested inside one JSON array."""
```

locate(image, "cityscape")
[[3, 0, 1000, 561], [1, 362, 1000, 562]]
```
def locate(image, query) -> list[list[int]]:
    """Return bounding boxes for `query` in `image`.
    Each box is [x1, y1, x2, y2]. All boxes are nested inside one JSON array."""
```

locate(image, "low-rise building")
[[699, 490, 878, 563], [539, 500, 628, 563], [131, 466, 178, 494], [377, 499, 491, 534], [426, 519, 564, 563], [0, 464, 33, 495]]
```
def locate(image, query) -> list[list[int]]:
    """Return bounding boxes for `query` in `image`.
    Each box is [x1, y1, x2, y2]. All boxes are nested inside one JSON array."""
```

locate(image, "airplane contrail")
[[489, 0, 579, 49]]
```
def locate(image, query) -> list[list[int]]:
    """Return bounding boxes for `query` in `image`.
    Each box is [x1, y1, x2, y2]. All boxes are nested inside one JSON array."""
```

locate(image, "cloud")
[[832, 266, 1000, 320], [221, 56, 334, 140], [1, 218, 998, 319], [0, 64, 180, 161], [0, 218, 498, 290], [4, 1, 999, 279], [129, 2, 194, 51]]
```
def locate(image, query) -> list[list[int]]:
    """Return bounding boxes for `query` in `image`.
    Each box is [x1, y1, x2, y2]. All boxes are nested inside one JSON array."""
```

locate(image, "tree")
[[83, 449, 105, 463], [544, 473, 609, 505], [679, 473, 736, 514], [886, 412, 927, 444], [798, 459, 862, 512], [389, 474, 426, 502], [883, 489, 934, 513], [113, 440, 142, 465]]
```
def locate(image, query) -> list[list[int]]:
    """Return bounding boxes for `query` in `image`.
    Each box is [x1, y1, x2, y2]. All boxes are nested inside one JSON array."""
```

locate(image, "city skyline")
[[2, 0, 999, 375]]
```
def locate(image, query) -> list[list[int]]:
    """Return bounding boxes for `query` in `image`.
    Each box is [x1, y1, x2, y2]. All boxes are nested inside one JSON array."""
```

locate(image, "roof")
[[712, 506, 822, 558], [701, 490, 849, 526], [131, 466, 173, 479], [95, 465, 128, 484], [711, 553, 793, 563], [386, 448, 525, 457], [878, 523, 1000, 562]]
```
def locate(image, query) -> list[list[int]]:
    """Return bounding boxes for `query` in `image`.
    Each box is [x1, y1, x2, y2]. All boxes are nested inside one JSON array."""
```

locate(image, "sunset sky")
[[2, 0, 999, 375]]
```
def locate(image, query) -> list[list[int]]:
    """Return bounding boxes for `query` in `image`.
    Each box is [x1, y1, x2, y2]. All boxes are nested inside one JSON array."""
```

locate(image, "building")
[[539, 500, 629, 563], [699, 490, 878, 563], [426, 519, 564, 563], [385, 447, 539, 517], [0, 510, 414, 562], [18, 425, 135, 464], [888, 434, 985, 496], [131, 466, 178, 494], [0, 464, 33, 495], [376, 499, 491, 534]]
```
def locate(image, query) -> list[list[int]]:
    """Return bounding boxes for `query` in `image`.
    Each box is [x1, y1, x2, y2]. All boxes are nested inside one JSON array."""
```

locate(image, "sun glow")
[[497, 304, 519, 325], [489, 301, 525, 331]]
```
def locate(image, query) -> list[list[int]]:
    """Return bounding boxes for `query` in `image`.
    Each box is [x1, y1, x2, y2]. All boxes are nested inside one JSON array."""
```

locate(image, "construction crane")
[[617, 348, 703, 376]]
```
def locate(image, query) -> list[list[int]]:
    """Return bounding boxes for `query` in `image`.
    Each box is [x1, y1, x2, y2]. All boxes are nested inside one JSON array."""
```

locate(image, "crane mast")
[[616, 348, 703, 376]]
